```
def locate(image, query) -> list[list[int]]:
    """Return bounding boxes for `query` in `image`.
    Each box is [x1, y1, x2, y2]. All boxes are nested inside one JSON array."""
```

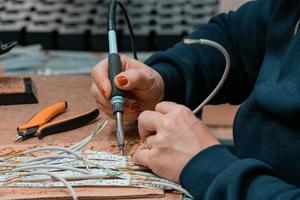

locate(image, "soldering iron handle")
[[109, 53, 125, 100]]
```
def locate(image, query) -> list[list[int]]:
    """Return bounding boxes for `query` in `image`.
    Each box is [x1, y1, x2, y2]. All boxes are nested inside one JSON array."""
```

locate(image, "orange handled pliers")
[[15, 101, 99, 141]]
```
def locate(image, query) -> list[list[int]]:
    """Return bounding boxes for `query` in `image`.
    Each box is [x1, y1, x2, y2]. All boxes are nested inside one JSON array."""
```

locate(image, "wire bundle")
[[0, 120, 192, 200]]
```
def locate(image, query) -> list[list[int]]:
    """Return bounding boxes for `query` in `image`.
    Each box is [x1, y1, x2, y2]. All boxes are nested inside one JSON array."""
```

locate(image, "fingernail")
[[131, 103, 140, 110], [116, 76, 128, 86], [100, 89, 107, 99]]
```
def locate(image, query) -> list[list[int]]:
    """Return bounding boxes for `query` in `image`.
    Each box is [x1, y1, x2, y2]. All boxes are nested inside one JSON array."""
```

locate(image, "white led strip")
[[0, 121, 192, 199]]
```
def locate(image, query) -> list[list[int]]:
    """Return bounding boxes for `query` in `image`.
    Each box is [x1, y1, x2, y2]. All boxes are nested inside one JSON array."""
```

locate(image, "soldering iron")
[[107, 0, 138, 155]]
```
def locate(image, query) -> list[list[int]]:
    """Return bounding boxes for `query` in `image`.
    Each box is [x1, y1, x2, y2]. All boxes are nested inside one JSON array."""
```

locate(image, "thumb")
[[114, 68, 155, 91]]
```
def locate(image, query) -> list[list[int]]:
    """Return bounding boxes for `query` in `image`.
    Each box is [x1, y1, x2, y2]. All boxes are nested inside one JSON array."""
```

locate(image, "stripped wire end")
[[92, 119, 108, 139], [183, 39, 202, 45]]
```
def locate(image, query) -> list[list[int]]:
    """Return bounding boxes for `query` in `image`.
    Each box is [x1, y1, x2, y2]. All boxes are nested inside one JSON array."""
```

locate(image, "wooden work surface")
[[0, 75, 237, 199], [0, 76, 183, 200], [0, 75, 236, 145]]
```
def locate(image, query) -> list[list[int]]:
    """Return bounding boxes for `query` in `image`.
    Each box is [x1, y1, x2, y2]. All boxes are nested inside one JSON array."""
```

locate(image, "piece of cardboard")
[[203, 104, 239, 127], [0, 143, 181, 200]]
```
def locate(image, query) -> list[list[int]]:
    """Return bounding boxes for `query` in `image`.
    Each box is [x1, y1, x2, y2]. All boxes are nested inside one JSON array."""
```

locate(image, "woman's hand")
[[91, 55, 164, 122], [133, 101, 220, 183]]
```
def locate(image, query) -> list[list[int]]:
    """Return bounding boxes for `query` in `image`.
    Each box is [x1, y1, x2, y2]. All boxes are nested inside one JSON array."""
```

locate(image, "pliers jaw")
[[15, 127, 38, 142]]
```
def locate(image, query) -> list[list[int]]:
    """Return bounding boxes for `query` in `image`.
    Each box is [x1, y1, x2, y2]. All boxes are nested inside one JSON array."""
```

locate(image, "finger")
[[155, 101, 180, 114], [119, 54, 144, 71], [138, 111, 164, 140], [91, 59, 112, 100], [124, 98, 140, 110], [132, 148, 152, 167], [143, 135, 155, 149], [96, 100, 141, 121], [93, 87, 140, 121], [114, 68, 154, 91], [92, 82, 141, 112], [95, 102, 113, 115], [91, 82, 112, 110], [122, 111, 141, 122]]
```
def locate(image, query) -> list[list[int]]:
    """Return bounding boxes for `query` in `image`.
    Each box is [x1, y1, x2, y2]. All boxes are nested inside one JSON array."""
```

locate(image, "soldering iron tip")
[[120, 148, 124, 156]]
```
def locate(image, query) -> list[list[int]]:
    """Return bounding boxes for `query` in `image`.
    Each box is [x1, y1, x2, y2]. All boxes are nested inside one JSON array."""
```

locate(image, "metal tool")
[[107, 0, 125, 155], [0, 41, 17, 56], [15, 101, 99, 141]]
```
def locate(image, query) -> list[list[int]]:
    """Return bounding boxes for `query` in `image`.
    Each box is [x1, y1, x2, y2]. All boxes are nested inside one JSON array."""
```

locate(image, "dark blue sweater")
[[145, 0, 300, 199]]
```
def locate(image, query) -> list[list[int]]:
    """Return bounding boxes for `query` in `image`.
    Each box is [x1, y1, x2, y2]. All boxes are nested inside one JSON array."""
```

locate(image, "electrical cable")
[[18, 154, 78, 167], [133, 181, 192, 198], [116, 1, 138, 60], [4, 122, 107, 171], [107, 0, 138, 60], [15, 172, 77, 200], [184, 39, 231, 115], [71, 120, 107, 151], [12, 165, 91, 174], [107, 1, 229, 115], [17, 174, 121, 182], [17, 155, 77, 167], [23, 146, 91, 169]]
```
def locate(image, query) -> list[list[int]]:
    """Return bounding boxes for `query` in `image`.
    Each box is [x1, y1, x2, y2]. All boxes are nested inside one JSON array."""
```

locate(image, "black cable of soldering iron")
[[107, 0, 138, 60]]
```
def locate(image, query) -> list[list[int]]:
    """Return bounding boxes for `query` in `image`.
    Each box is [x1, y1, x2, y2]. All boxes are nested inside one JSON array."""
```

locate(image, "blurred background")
[[0, 0, 248, 75]]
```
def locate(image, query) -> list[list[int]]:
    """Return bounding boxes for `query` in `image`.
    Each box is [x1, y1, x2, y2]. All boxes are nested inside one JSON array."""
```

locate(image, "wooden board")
[[0, 77, 25, 94], [0, 188, 165, 200], [0, 143, 176, 200]]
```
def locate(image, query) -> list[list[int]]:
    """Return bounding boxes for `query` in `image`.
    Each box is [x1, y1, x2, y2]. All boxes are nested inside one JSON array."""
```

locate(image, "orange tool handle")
[[17, 101, 68, 132], [36, 109, 99, 139]]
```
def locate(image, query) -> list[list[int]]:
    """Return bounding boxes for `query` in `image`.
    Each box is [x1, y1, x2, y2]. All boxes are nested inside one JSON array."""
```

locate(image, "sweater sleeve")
[[145, 0, 277, 109], [180, 145, 300, 200]]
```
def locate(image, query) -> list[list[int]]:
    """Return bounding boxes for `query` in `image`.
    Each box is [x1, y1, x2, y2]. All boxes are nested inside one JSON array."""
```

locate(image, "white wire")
[[23, 146, 91, 169], [25, 172, 77, 200], [135, 181, 192, 198], [22, 155, 76, 164], [17, 155, 76, 167], [20, 174, 120, 182], [25, 146, 86, 157], [8, 122, 107, 169], [71, 120, 108, 151], [151, 181, 192, 198], [1, 119, 194, 197], [12, 165, 90, 174], [183, 39, 231, 115]]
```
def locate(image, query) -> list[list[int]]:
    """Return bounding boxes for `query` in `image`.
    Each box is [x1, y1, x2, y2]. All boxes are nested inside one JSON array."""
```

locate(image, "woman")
[[91, 0, 300, 199]]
